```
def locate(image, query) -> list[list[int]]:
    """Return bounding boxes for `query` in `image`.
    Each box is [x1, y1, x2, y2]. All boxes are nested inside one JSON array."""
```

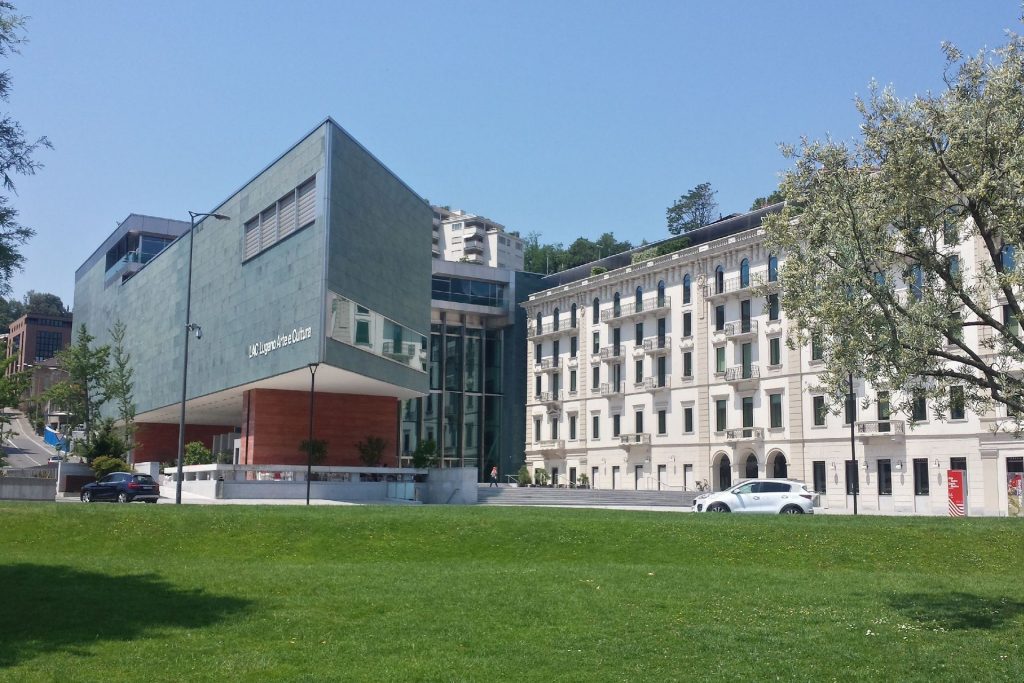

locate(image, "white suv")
[[693, 479, 814, 514]]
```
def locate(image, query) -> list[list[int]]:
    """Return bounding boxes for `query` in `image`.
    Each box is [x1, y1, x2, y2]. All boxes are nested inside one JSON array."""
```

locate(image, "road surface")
[[2, 412, 58, 468]]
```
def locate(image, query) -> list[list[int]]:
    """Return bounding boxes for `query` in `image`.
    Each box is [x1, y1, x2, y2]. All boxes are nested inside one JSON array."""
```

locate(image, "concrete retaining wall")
[[0, 477, 56, 500], [421, 467, 478, 505]]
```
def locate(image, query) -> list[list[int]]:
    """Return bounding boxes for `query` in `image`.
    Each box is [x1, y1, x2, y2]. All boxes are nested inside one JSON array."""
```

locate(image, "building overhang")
[[136, 363, 425, 426]]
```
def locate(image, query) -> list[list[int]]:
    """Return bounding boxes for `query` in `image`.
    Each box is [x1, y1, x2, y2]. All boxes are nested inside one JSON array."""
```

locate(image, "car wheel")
[[780, 505, 804, 514], [707, 502, 730, 512], [81, 491, 92, 503], [117, 492, 129, 504]]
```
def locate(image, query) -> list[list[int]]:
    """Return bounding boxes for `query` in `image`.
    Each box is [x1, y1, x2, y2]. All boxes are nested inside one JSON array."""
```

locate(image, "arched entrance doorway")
[[745, 454, 759, 479], [769, 451, 788, 478], [714, 453, 732, 490]]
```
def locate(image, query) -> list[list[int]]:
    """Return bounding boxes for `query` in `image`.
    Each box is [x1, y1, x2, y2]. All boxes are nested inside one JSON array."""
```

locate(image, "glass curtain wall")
[[401, 322, 504, 474]]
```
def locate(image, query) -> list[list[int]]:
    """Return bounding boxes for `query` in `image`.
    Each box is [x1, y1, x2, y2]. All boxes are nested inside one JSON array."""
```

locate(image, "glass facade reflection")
[[401, 322, 504, 470], [327, 291, 427, 372], [431, 275, 506, 308]]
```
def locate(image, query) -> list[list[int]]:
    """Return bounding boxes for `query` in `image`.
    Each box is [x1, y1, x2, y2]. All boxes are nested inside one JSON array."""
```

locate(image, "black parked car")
[[80, 472, 160, 503]]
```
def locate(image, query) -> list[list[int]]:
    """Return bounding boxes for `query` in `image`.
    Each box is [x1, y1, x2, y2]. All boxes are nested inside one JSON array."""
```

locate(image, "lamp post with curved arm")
[[175, 211, 230, 505]]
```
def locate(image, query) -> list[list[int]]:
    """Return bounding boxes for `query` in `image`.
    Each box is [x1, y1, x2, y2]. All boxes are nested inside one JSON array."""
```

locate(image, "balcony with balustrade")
[[642, 377, 671, 392], [619, 433, 651, 448], [527, 319, 580, 341], [534, 357, 561, 374], [528, 439, 565, 454], [600, 295, 672, 323], [725, 365, 760, 389], [724, 427, 764, 444], [599, 382, 624, 398], [599, 346, 625, 363], [855, 420, 906, 442], [643, 336, 672, 355], [538, 391, 562, 406], [724, 320, 758, 341]]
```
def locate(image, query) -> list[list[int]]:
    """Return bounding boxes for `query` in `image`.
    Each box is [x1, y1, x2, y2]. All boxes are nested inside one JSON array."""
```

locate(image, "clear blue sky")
[[6, 0, 1021, 304]]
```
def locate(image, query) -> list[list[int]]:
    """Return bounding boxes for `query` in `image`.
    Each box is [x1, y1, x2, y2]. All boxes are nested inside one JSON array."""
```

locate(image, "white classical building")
[[522, 206, 1024, 517]]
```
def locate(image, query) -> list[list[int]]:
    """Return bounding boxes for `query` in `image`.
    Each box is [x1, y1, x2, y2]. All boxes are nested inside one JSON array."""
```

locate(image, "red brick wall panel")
[[134, 422, 236, 465]]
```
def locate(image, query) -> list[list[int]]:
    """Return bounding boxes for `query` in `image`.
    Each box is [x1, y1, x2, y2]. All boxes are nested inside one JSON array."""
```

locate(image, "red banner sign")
[[947, 470, 965, 517]]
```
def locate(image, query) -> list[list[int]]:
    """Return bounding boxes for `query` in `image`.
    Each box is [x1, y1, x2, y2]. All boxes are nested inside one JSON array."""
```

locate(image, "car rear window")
[[133, 475, 156, 484]]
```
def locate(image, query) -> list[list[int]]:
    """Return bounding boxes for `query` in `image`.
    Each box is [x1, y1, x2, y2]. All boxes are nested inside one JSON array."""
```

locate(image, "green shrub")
[[91, 455, 130, 479], [298, 439, 328, 465], [355, 436, 387, 466], [516, 465, 532, 486], [184, 441, 213, 466], [411, 439, 438, 468]]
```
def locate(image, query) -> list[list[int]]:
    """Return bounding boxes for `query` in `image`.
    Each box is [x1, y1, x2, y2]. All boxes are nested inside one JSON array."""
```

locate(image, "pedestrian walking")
[[489, 466, 499, 487]]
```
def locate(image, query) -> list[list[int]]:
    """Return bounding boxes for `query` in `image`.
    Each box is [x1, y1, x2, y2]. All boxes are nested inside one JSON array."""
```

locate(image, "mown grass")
[[0, 503, 1021, 682]]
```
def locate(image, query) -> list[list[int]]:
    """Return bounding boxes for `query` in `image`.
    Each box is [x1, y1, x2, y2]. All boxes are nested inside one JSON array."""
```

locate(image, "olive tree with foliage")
[[355, 436, 387, 467], [764, 33, 1024, 425], [105, 321, 135, 447], [0, 3, 50, 296]]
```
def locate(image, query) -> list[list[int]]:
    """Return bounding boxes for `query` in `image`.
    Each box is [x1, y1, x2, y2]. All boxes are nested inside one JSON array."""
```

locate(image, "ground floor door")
[[551, 467, 559, 487], [591, 466, 599, 489], [657, 464, 666, 490], [635, 465, 643, 490], [612, 466, 620, 489], [684, 464, 694, 490]]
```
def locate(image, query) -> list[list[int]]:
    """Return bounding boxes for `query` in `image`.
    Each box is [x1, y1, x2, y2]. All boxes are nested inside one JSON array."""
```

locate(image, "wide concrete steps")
[[477, 484, 696, 508]]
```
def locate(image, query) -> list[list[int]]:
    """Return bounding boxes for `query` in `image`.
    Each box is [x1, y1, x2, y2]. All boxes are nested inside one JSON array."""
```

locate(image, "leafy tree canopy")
[[523, 231, 632, 274], [666, 182, 718, 235], [764, 32, 1024, 425], [750, 190, 784, 211], [0, 2, 50, 296]]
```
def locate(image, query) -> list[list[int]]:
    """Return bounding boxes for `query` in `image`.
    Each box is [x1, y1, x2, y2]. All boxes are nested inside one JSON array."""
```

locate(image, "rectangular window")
[[845, 389, 856, 425], [657, 356, 666, 386], [569, 370, 577, 393], [715, 346, 725, 373], [534, 343, 541, 363], [683, 312, 692, 337], [770, 393, 783, 428], [811, 334, 823, 361], [591, 366, 600, 391], [715, 399, 727, 432], [592, 331, 600, 354], [569, 415, 577, 440], [570, 336, 578, 358], [950, 456, 967, 471], [683, 352, 692, 378], [551, 417, 559, 440], [768, 293, 780, 321], [911, 390, 927, 422], [533, 418, 541, 442], [244, 176, 315, 260], [592, 414, 600, 440], [845, 459, 859, 495], [534, 376, 541, 398], [769, 337, 781, 365], [658, 410, 667, 435], [613, 414, 621, 437], [657, 317, 666, 344], [715, 305, 725, 331], [813, 395, 826, 426], [878, 459, 893, 496], [950, 385, 965, 420], [742, 396, 753, 428], [813, 461, 826, 494], [1003, 304, 1019, 336], [635, 359, 644, 383], [741, 299, 751, 331], [878, 391, 890, 422], [635, 411, 643, 434], [635, 322, 644, 346], [552, 340, 560, 360], [613, 327, 621, 356], [913, 458, 929, 495], [684, 407, 694, 433]]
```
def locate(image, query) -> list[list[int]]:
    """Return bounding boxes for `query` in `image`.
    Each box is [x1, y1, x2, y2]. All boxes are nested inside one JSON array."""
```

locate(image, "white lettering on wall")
[[247, 326, 314, 359]]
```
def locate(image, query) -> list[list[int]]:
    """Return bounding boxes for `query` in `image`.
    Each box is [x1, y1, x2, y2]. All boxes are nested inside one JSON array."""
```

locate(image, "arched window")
[[592, 297, 600, 321], [745, 454, 758, 479], [552, 307, 560, 331], [657, 280, 666, 307], [683, 274, 691, 304], [535, 312, 542, 335], [768, 254, 778, 282], [740, 259, 750, 288], [570, 303, 577, 327], [635, 286, 643, 312], [613, 292, 621, 316], [718, 455, 732, 491], [715, 265, 725, 294], [772, 453, 788, 478]]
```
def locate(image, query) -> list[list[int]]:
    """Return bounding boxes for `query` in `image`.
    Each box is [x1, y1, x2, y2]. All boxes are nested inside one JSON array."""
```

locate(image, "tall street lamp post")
[[306, 362, 320, 505], [849, 371, 858, 516], [175, 211, 230, 505]]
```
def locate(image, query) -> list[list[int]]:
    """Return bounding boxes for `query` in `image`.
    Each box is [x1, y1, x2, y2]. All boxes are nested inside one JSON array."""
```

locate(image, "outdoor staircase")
[[477, 484, 696, 508]]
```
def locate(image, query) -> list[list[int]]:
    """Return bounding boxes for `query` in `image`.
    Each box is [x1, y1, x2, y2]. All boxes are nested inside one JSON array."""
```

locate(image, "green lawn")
[[0, 503, 1021, 682]]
